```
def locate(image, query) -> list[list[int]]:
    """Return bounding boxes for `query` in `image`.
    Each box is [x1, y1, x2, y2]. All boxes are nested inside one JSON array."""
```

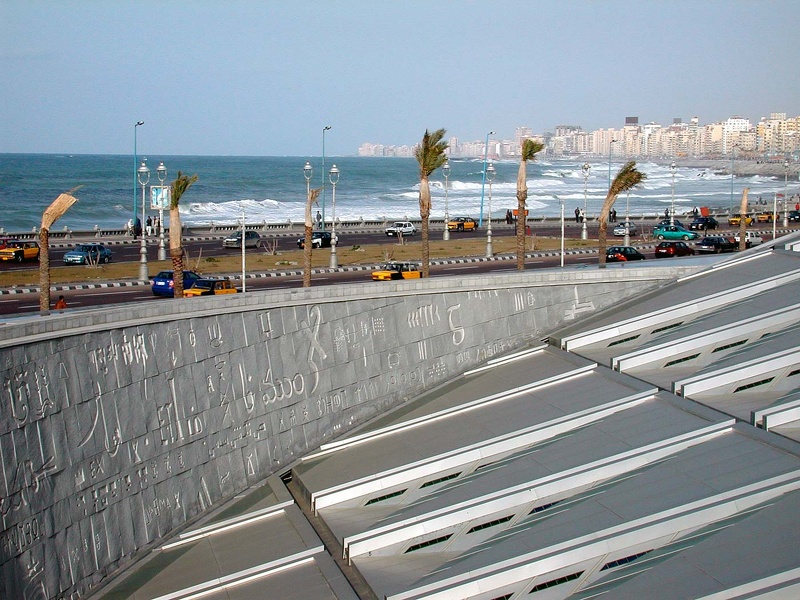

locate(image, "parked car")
[[688, 216, 718, 231], [297, 231, 336, 249], [371, 262, 422, 281], [63, 243, 112, 265], [696, 236, 738, 253], [734, 231, 764, 247], [788, 210, 800, 222], [652, 225, 699, 241], [728, 213, 753, 227], [385, 221, 417, 237], [606, 246, 646, 262], [0, 240, 40, 262], [0, 237, 21, 250], [222, 230, 262, 249], [654, 241, 696, 258], [756, 211, 777, 223], [183, 278, 238, 297], [447, 217, 478, 232], [613, 222, 638, 236], [151, 270, 201, 297]]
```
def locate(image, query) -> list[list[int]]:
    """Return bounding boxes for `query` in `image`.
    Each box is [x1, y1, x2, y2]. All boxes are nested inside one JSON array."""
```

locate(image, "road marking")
[[442, 266, 479, 271]]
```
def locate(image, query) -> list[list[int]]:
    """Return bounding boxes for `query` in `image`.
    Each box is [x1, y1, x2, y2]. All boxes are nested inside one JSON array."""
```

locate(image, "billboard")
[[150, 185, 170, 210]]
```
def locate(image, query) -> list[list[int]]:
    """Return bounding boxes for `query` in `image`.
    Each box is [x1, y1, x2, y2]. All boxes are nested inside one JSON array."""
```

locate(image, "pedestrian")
[[54, 295, 67, 311], [575, 207, 580, 223], [610, 208, 617, 222], [316, 210, 322, 228], [146, 216, 153, 236], [126, 218, 133, 236], [579, 208, 585, 223]]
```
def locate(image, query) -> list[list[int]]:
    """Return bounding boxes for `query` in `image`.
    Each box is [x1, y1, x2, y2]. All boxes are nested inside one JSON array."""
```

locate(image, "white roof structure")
[[96, 235, 800, 600]]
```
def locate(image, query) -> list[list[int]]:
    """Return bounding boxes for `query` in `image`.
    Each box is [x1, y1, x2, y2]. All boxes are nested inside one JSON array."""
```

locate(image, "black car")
[[655, 218, 684, 229], [606, 246, 646, 262], [696, 236, 737, 253], [297, 231, 335, 249], [689, 216, 718, 231], [789, 211, 800, 222]]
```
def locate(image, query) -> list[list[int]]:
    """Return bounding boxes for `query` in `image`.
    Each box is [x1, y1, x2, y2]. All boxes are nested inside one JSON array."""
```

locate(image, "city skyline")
[[2, 1, 799, 157]]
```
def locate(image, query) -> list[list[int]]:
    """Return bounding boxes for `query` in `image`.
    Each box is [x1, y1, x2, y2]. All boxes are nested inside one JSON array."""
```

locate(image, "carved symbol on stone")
[[301, 305, 327, 393], [447, 304, 465, 346]]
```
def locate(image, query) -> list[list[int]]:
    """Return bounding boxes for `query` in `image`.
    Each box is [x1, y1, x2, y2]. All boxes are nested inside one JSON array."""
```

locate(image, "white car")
[[385, 221, 417, 237], [613, 222, 638, 236], [734, 231, 763, 247]]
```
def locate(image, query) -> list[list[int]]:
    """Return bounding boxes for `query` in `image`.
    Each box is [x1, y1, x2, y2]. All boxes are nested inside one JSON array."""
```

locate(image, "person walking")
[[575, 207, 580, 223], [146, 216, 153, 236], [54, 295, 67, 311]]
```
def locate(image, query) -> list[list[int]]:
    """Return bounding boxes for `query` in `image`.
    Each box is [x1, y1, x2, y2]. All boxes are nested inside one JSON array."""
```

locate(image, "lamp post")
[[773, 192, 778, 241], [670, 161, 677, 225], [304, 160, 313, 219], [608, 139, 618, 190], [321, 125, 331, 230], [133, 121, 143, 232], [479, 131, 495, 227], [329, 164, 339, 268], [137, 161, 150, 282], [156, 161, 167, 260], [784, 160, 790, 227], [485, 162, 495, 257], [442, 161, 451, 241], [581, 162, 590, 240], [624, 190, 631, 246], [554, 195, 565, 267], [729, 144, 738, 216], [241, 209, 246, 293]]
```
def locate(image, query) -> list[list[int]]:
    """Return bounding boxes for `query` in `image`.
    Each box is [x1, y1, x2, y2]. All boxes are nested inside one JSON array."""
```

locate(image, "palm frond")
[[171, 171, 199, 209], [415, 128, 448, 177], [520, 139, 544, 162]]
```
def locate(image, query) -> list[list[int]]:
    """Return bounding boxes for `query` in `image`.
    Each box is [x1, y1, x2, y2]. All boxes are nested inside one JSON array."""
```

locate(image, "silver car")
[[613, 222, 638, 236], [222, 230, 262, 248]]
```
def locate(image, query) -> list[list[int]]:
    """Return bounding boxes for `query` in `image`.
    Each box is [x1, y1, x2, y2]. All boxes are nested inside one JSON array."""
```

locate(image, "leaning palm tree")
[[515, 138, 544, 270], [598, 161, 646, 267], [39, 190, 79, 314], [414, 128, 448, 278], [169, 171, 199, 298], [303, 186, 322, 287]]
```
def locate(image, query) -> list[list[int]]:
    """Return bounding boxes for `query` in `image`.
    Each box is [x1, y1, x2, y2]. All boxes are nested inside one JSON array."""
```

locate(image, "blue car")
[[63, 243, 113, 264], [151, 270, 201, 297], [652, 225, 699, 241]]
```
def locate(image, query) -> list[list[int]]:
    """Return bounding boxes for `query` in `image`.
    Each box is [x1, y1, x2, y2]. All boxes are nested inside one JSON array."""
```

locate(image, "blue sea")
[[0, 154, 788, 233]]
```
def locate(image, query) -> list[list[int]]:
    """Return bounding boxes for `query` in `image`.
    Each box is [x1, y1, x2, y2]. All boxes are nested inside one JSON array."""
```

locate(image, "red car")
[[654, 241, 696, 258]]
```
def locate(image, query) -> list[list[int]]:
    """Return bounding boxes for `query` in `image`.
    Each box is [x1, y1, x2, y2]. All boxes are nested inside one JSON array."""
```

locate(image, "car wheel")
[[457, 224, 464, 231], [102, 255, 110, 264], [14, 253, 23, 263], [682, 235, 690, 240], [658, 235, 665, 240]]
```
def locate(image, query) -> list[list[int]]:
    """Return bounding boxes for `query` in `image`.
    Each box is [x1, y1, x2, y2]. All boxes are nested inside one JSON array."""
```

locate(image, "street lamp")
[[442, 161, 451, 241], [608, 139, 618, 190], [581, 162, 590, 240], [304, 161, 313, 225], [729, 144, 738, 216], [784, 159, 790, 227], [624, 189, 631, 246], [133, 121, 143, 232], [137, 161, 150, 282], [321, 125, 331, 230], [479, 131, 495, 227], [485, 162, 496, 257], [329, 164, 339, 268], [156, 161, 167, 260], [670, 161, 677, 225], [554, 195, 565, 267]]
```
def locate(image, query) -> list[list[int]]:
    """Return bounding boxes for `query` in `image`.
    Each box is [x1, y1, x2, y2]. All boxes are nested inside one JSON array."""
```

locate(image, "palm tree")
[[414, 128, 448, 278], [515, 138, 545, 270], [598, 161, 646, 267], [169, 171, 199, 298], [303, 187, 322, 288], [39, 191, 78, 314]]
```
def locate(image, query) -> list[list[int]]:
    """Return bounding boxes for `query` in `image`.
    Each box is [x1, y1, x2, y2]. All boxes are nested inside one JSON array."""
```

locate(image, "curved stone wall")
[[0, 267, 695, 599]]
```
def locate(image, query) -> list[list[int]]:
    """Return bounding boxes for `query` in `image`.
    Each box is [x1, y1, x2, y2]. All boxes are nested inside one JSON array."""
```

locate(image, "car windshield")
[[192, 281, 214, 289]]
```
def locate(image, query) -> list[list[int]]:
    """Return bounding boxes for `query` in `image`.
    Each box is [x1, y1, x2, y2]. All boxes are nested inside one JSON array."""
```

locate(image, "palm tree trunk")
[[169, 207, 184, 297], [516, 159, 528, 271], [738, 188, 749, 251], [303, 224, 312, 287], [39, 228, 50, 313], [420, 176, 431, 278], [597, 192, 615, 268]]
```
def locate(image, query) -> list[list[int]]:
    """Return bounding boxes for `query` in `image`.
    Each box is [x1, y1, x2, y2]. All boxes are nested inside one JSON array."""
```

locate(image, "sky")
[[2, 0, 798, 157]]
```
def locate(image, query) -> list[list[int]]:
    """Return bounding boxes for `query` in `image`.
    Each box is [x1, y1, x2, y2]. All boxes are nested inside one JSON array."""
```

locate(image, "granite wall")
[[0, 266, 694, 599]]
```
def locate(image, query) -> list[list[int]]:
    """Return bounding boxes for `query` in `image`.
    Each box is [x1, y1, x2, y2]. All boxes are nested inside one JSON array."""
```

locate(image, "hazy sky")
[[2, 1, 798, 157]]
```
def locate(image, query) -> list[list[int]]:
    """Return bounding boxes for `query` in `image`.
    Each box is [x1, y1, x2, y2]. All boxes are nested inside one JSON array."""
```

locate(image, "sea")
[[0, 153, 789, 233]]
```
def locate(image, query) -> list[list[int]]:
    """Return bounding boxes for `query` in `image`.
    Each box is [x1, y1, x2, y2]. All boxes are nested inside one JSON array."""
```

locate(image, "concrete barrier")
[[0, 265, 701, 599]]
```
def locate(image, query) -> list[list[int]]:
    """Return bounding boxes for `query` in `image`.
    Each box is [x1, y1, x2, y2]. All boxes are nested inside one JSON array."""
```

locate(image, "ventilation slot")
[[734, 377, 775, 393], [600, 549, 653, 571], [712, 339, 747, 353], [664, 353, 700, 367], [405, 534, 452, 553], [788, 368, 800, 378], [420, 472, 462, 488], [365, 489, 407, 506], [467, 514, 514, 534], [529, 500, 561, 515], [608, 335, 640, 347], [651, 322, 683, 334], [529, 571, 584, 593]]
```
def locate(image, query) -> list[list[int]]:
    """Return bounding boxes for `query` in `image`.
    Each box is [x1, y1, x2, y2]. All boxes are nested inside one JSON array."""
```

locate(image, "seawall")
[[0, 265, 700, 599]]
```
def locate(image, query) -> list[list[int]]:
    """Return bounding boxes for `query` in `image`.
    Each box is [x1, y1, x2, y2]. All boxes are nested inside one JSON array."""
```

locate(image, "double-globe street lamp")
[[442, 161, 451, 241], [485, 162, 496, 257], [304, 161, 313, 213], [133, 121, 144, 232], [156, 162, 168, 260], [784, 160, 790, 227], [479, 131, 495, 227], [581, 162, 590, 240], [329, 165, 340, 268], [321, 126, 331, 230], [137, 161, 150, 282]]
